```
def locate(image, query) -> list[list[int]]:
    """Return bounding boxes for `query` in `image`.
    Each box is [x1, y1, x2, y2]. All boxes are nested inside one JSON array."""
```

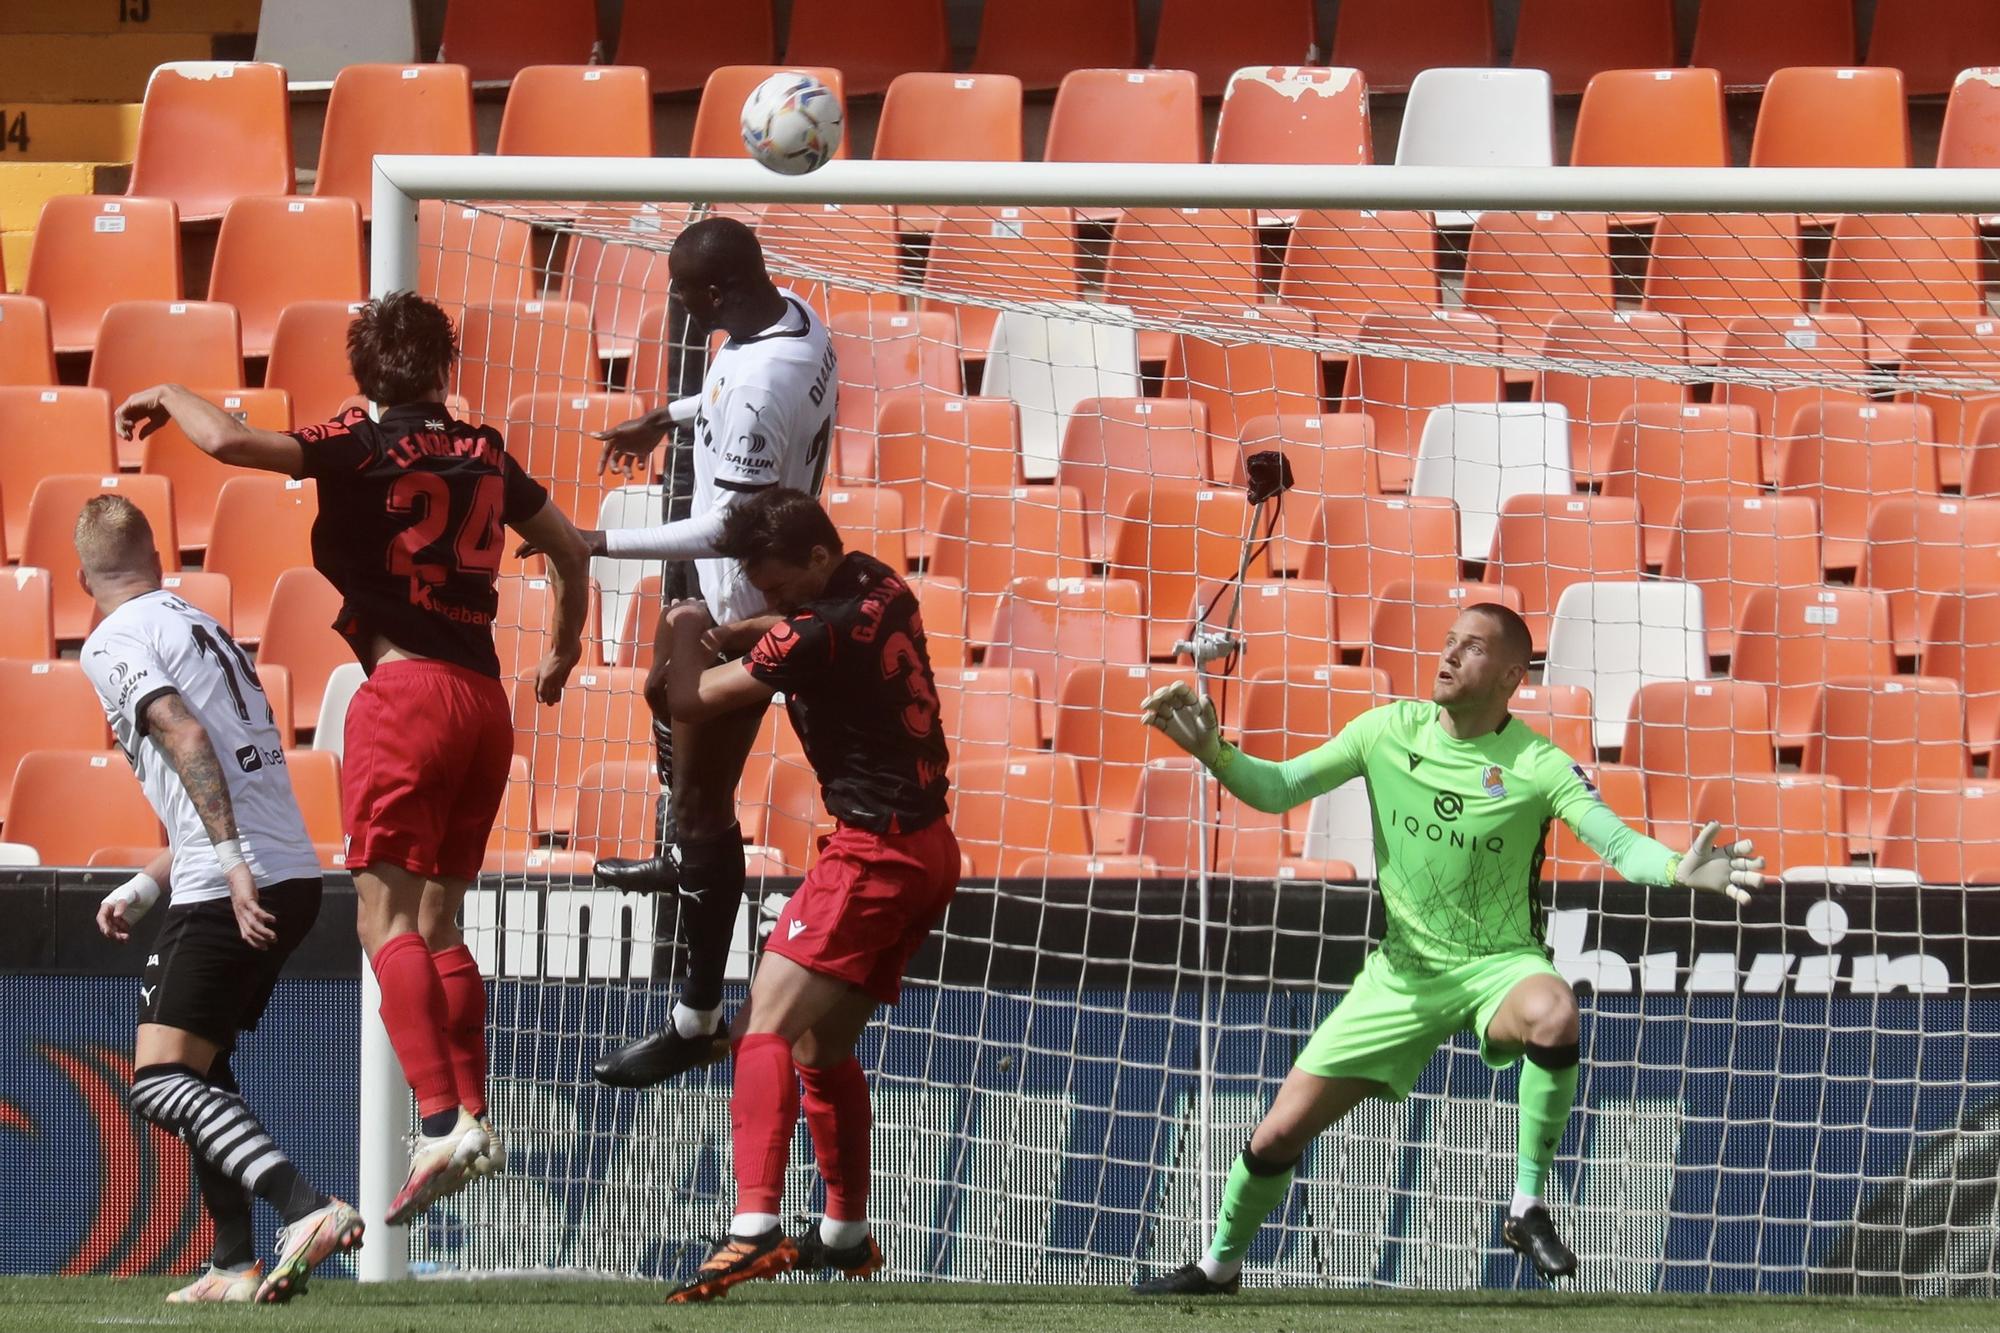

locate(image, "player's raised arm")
[[116, 383, 304, 475], [509, 493, 590, 705], [1140, 680, 1370, 814], [1545, 756, 1765, 903]]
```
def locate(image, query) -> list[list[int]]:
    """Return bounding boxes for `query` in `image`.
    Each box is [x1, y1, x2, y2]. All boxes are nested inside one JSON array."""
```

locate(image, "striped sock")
[[130, 1064, 322, 1223]]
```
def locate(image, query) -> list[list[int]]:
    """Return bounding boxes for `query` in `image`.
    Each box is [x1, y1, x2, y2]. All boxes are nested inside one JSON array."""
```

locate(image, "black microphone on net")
[[1243, 449, 1295, 506], [1172, 451, 1299, 665]]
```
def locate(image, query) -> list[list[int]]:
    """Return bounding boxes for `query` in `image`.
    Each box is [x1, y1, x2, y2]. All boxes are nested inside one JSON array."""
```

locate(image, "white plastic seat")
[[1397, 67, 1555, 227], [254, 0, 420, 86], [1301, 776, 1376, 876], [982, 303, 1139, 480], [594, 483, 669, 665], [312, 661, 367, 759], [1544, 580, 1709, 750], [1409, 403, 1572, 558], [0, 842, 39, 867]]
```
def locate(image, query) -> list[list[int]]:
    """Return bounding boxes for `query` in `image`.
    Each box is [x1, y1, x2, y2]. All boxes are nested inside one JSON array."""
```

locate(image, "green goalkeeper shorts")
[[1295, 947, 1562, 1099]]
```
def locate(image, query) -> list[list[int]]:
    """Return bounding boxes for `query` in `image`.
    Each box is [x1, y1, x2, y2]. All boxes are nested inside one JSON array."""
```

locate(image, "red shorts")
[[341, 658, 513, 881], [766, 818, 960, 1004]]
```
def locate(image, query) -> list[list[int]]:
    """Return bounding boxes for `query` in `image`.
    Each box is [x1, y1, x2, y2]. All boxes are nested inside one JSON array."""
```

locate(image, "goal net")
[[364, 158, 2000, 1295]]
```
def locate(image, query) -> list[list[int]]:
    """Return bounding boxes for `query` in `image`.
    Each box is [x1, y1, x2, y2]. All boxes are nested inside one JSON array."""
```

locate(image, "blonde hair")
[[73, 494, 158, 581]]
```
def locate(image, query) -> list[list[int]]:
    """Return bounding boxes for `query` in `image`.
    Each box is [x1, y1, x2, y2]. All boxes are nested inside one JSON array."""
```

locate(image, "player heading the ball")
[[1135, 603, 1764, 1293], [115, 291, 594, 1227]]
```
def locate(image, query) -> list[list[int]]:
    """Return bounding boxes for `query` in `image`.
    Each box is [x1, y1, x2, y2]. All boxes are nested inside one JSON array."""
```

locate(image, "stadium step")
[[2, 232, 27, 290], [0, 0, 260, 34], [0, 34, 216, 102], [0, 162, 132, 233], [0, 104, 143, 164]]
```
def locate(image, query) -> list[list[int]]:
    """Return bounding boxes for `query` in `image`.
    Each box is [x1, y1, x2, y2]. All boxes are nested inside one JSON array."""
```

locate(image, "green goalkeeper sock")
[[1205, 1143, 1297, 1270], [1515, 1041, 1581, 1203]]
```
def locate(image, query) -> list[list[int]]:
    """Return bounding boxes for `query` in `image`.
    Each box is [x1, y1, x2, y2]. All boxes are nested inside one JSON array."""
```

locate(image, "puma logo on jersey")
[[787, 920, 807, 940], [1408, 753, 1423, 770]]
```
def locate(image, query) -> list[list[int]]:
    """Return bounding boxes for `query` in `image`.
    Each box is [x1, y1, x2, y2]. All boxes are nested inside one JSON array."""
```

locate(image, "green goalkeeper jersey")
[[1208, 700, 1682, 974]]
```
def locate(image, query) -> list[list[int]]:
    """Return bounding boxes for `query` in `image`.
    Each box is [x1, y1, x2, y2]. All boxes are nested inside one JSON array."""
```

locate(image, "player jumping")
[[115, 291, 593, 1225], [1134, 603, 1764, 1292], [568, 216, 839, 1090], [78, 496, 359, 1304], [650, 489, 956, 1303]]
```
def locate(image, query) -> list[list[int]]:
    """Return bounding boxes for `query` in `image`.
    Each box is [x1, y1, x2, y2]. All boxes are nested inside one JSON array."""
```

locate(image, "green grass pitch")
[[1, 1278, 1993, 1333]]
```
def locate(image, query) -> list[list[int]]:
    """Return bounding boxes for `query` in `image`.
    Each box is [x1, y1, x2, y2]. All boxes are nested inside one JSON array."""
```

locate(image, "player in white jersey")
[[75, 495, 360, 1304], [552, 216, 838, 1088]]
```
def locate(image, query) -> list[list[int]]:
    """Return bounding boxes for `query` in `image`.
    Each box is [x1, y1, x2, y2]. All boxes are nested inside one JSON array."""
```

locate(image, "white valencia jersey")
[[81, 590, 320, 905], [692, 290, 838, 623]]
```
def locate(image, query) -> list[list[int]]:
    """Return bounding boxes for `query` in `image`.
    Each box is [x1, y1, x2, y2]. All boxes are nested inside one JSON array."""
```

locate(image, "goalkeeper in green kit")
[[1133, 604, 1764, 1292]]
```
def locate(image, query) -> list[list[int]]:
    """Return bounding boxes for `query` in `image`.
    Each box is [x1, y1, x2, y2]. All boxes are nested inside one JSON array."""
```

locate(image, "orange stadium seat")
[[1304, 494, 1459, 653], [1212, 66, 1373, 165], [501, 393, 644, 533], [1057, 397, 1210, 557], [1939, 68, 2000, 168], [1860, 496, 2000, 656], [0, 387, 115, 555], [1511, 0, 1677, 96], [511, 666, 651, 835], [1897, 317, 2000, 488], [615, 0, 775, 93], [1920, 588, 2000, 761], [562, 225, 686, 367], [1045, 69, 1203, 164], [1012, 853, 1160, 878], [209, 197, 365, 359], [1642, 214, 1806, 362], [1869, 0, 2000, 96], [910, 576, 967, 669], [1818, 215, 1983, 363], [283, 748, 344, 861], [455, 301, 599, 425], [0, 662, 111, 823], [1164, 313, 1322, 469], [1106, 485, 1258, 659], [142, 571, 236, 640], [1750, 66, 1910, 168], [23, 474, 178, 640], [1329, 0, 1494, 93], [315, 64, 475, 221], [1602, 402, 1762, 567], [25, 196, 180, 356], [1509, 681, 1597, 762], [0, 569, 56, 662], [1691, 773, 1849, 876], [1543, 763, 1648, 881], [931, 487, 1092, 644], [951, 754, 1093, 876], [984, 576, 1147, 725], [1201, 577, 1341, 689], [141, 389, 292, 553], [1804, 675, 1966, 855], [1661, 495, 1821, 659], [1365, 580, 1523, 700], [872, 392, 1019, 561], [610, 572, 662, 669], [1462, 212, 1614, 359], [6, 752, 160, 867], [783, 0, 947, 96], [0, 296, 54, 387], [1126, 759, 1305, 878], [1775, 403, 1938, 573], [824, 485, 910, 571], [570, 759, 658, 865], [497, 65, 653, 157], [756, 202, 898, 322], [1733, 586, 1896, 749], [418, 202, 539, 319], [204, 476, 315, 644], [1278, 209, 1438, 343], [126, 62, 293, 221], [746, 757, 833, 875], [919, 206, 1078, 354], [1340, 310, 1503, 493], [1621, 679, 1776, 843], [1238, 664, 1388, 764], [1570, 67, 1728, 167], [1880, 780, 2000, 883], [441, 0, 598, 82], [1052, 664, 1196, 852], [1152, 0, 1317, 97], [89, 302, 245, 470], [1532, 311, 1690, 487], [829, 311, 962, 480], [933, 667, 1040, 766], [691, 66, 849, 159], [876, 73, 1024, 163], [1485, 493, 1643, 653], [1689, 0, 1855, 88], [255, 567, 347, 734], [485, 752, 542, 866], [1103, 209, 1261, 359], [1235, 414, 1377, 573], [970, 0, 1137, 90], [266, 302, 363, 426]]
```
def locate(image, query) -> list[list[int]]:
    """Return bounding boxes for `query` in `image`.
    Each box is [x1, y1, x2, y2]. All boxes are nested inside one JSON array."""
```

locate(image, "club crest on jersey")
[[1481, 765, 1507, 799]]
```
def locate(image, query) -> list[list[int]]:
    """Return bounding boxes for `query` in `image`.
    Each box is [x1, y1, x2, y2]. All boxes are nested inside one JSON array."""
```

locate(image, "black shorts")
[[138, 878, 323, 1049]]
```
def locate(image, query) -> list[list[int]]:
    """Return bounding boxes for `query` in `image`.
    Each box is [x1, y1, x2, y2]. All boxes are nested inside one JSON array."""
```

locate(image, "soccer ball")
[[740, 72, 843, 176]]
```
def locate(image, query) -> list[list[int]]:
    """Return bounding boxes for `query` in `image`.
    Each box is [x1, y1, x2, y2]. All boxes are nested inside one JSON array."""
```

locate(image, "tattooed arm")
[[140, 691, 278, 948]]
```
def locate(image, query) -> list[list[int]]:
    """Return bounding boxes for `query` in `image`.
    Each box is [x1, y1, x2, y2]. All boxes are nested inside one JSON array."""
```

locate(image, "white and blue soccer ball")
[[740, 72, 843, 176]]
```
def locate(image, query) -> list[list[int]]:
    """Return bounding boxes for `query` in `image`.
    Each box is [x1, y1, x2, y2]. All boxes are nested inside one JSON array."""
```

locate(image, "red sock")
[[730, 1033, 798, 1215], [371, 932, 457, 1118], [797, 1058, 872, 1222], [431, 943, 489, 1119]]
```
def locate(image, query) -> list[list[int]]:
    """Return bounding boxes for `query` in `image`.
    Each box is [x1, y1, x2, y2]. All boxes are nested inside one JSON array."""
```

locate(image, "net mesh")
[[394, 195, 2000, 1293]]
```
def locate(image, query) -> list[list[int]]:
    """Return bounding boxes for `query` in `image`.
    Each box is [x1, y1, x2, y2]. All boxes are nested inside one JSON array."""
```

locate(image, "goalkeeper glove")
[[1140, 680, 1222, 766], [1673, 821, 1764, 904]]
